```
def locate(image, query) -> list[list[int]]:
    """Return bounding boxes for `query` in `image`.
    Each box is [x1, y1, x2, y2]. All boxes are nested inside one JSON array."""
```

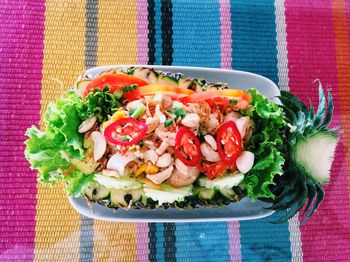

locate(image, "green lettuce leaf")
[[241, 89, 286, 200], [25, 91, 86, 187], [65, 170, 95, 197], [77, 87, 121, 122]]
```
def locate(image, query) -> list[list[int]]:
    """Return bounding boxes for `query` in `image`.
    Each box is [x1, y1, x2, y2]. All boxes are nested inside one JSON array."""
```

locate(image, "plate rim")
[[69, 197, 275, 223], [72, 65, 279, 222]]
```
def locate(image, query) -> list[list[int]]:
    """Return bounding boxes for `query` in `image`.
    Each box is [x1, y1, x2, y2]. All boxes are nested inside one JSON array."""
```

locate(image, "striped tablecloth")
[[1, 0, 350, 261]]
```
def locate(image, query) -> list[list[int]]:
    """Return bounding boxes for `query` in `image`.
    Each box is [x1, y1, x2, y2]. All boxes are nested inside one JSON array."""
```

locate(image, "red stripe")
[[0, 0, 45, 260], [285, 0, 350, 260]]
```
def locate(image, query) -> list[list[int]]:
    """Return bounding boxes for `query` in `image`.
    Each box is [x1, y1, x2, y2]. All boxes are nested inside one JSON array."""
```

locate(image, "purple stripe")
[[136, 223, 150, 262], [220, 0, 233, 69], [228, 222, 242, 262], [0, 0, 45, 260], [220, 2, 240, 261], [137, 0, 149, 64], [136, 2, 150, 260]]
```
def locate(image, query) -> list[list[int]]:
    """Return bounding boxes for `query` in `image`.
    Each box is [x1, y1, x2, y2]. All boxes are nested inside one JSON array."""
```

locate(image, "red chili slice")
[[174, 126, 201, 167], [216, 121, 242, 165], [104, 117, 148, 146]]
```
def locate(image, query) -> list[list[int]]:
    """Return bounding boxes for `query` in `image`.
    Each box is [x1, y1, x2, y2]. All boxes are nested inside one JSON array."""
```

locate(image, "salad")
[[25, 67, 338, 223]]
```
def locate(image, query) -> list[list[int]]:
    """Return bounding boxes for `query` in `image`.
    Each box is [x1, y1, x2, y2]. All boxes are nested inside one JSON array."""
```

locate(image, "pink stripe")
[[0, 0, 45, 260], [136, 223, 150, 262], [228, 221, 242, 262], [221, 2, 240, 259], [137, 0, 149, 64], [219, 0, 232, 69], [285, 0, 350, 260]]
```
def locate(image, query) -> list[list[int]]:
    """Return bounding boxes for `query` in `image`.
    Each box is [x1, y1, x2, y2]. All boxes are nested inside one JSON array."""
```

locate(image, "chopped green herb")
[[120, 136, 129, 141], [113, 91, 123, 99], [128, 84, 138, 91], [198, 124, 207, 136], [137, 140, 144, 148], [167, 108, 185, 121], [164, 119, 173, 128], [103, 84, 111, 91], [128, 108, 136, 116], [122, 86, 128, 93], [130, 103, 146, 119], [230, 99, 238, 105]]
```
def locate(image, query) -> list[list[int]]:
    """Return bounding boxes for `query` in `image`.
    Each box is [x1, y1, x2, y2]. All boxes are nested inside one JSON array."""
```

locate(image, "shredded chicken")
[[167, 160, 200, 187], [185, 101, 211, 123]]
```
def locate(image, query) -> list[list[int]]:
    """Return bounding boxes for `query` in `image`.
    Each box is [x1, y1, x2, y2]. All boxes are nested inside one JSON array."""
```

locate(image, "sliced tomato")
[[179, 89, 251, 110], [216, 121, 242, 165], [123, 84, 195, 101], [104, 117, 148, 146], [174, 126, 201, 167], [83, 74, 149, 99], [200, 162, 233, 180]]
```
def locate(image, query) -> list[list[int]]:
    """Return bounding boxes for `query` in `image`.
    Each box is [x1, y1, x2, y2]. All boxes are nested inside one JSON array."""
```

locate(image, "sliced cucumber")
[[82, 183, 110, 201], [294, 132, 338, 184], [157, 75, 178, 87], [178, 78, 195, 89], [94, 174, 142, 190], [219, 187, 241, 201], [110, 189, 128, 207], [129, 67, 158, 84], [144, 184, 193, 205], [129, 188, 144, 202], [197, 187, 216, 200], [82, 184, 94, 199], [92, 185, 110, 201], [198, 173, 244, 190]]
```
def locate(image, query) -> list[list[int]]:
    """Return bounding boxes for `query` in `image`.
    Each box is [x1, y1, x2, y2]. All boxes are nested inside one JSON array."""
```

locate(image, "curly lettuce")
[[25, 92, 87, 191], [77, 87, 122, 122], [240, 89, 286, 200]]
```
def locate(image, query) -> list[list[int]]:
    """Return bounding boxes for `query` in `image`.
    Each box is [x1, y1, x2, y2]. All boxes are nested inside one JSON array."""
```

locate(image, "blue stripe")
[[155, 224, 165, 262], [175, 223, 231, 262], [230, 0, 292, 261], [172, 0, 221, 67], [154, 0, 162, 65], [154, 0, 170, 260], [172, 1, 230, 261], [230, 0, 279, 84]]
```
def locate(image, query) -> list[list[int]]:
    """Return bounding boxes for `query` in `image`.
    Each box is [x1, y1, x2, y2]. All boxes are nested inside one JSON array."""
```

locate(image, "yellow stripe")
[[93, 1, 138, 261], [35, 1, 86, 261], [96, 0, 138, 66]]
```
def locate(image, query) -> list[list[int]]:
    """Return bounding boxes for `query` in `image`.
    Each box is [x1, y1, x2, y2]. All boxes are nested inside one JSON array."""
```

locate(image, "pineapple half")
[[269, 81, 338, 224]]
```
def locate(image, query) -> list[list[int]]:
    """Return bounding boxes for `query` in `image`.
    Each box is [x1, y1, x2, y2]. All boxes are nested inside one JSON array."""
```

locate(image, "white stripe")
[[288, 216, 303, 262], [274, 1, 303, 261], [274, 0, 290, 91]]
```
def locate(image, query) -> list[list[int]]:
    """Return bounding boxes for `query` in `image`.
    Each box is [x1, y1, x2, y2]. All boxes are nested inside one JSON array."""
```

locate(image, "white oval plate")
[[69, 65, 280, 222]]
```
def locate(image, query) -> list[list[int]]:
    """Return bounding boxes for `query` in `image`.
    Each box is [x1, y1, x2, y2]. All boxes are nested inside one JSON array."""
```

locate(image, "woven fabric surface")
[[0, 0, 350, 261]]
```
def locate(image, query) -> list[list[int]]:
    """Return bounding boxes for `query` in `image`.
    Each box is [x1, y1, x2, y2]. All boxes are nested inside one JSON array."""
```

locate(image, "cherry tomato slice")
[[174, 126, 201, 167], [83, 74, 149, 99], [216, 121, 242, 165], [104, 117, 148, 146], [179, 89, 251, 110], [200, 162, 233, 180], [123, 84, 195, 101]]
